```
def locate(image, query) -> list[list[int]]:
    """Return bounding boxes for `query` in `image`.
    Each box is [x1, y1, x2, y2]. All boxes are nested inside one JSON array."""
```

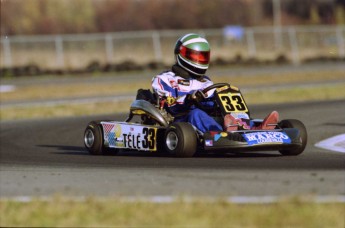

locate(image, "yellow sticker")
[[216, 85, 229, 93], [166, 96, 177, 105], [114, 124, 122, 138], [220, 132, 228, 137], [230, 85, 239, 91], [132, 110, 146, 115]]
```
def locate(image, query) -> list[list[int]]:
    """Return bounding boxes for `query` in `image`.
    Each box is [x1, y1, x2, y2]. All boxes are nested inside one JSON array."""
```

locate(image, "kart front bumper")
[[202, 129, 302, 152]]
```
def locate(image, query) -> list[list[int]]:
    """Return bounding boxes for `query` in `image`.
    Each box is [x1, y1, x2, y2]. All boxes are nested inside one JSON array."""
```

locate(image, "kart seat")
[[136, 89, 157, 104]]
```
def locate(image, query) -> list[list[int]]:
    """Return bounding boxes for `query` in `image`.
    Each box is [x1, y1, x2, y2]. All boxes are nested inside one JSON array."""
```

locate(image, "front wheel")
[[84, 121, 117, 156], [164, 122, 197, 157], [278, 119, 307, 156]]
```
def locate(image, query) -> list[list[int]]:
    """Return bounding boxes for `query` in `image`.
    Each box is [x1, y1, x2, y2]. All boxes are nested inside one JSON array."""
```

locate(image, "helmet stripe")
[[183, 38, 208, 46], [180, 33, 197, 41]]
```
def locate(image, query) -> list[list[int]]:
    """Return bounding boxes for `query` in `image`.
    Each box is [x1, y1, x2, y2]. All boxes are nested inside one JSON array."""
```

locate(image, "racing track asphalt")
[[0, 100, 344, 198]]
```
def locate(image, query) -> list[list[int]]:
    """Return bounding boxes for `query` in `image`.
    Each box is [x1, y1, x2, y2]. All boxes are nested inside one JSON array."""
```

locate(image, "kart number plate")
[[243, 132, 291, 145], [218, 92, 248, 113], [102, 122, 157, 151]]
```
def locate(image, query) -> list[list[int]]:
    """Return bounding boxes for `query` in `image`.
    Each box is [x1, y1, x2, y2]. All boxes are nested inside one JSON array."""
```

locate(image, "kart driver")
[[152, 33, 279, 133]]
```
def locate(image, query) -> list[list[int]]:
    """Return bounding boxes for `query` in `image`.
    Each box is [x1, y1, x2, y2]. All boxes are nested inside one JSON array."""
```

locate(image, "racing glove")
[[185, 90, 206, 104]]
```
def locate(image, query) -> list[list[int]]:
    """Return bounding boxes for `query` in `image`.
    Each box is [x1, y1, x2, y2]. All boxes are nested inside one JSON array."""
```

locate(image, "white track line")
[[2, 195, 345, 204], [0, 85, 16, 93], [315, 134, 345, 153], [0, 95, 135, 108]]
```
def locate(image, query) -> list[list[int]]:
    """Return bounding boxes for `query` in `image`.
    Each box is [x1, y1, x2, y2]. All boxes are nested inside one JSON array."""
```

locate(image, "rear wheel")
[[164, 122, 197, 157], [84, 121, 117, 155], [278, 119, 307, 156]]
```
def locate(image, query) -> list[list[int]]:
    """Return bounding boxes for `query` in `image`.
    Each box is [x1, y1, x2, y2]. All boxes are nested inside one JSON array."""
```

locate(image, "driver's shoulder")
[[154, 70, 176, 80], [202, 75, 212, 81], [157, 70, 174, 77], [195, 75, 213, 86], [193, 75, 212, 83]]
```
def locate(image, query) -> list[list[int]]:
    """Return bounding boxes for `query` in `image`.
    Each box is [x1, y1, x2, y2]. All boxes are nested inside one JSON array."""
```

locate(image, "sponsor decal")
[[177, 79, 190, 86], [221, 132, 228, 137], [216, 85, 229, 93], [205, 140, 213, 147], [102, 123, 115, 146], [102, 123, 157, 150], [169, 80, 178, 88], [122, 127, 157, 150], [166, 96, 177, 105], [231, 112, 249, 120], [132, 110, 146, 115], [243, 132, 291, 145], [115, 137, 124, 147], [113, 124, 123, 147], [214, 132, 228, 141], [230, 85, 239, 91], [114, 124, 122, 138]]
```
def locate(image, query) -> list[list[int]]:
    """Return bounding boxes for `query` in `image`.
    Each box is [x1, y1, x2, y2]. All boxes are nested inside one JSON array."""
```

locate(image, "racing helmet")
[[174, 33, 210, 77]]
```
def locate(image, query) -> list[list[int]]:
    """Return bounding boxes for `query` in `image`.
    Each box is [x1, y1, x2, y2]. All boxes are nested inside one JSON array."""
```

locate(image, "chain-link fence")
[[1, 25, 344, 69]]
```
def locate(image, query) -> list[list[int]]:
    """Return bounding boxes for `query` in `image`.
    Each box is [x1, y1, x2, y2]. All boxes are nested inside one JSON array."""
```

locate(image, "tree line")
[[1, 0, 344, 36]]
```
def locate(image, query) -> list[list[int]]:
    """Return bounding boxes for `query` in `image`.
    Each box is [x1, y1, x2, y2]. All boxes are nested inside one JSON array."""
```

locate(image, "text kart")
[[84, 83, 307, 157]]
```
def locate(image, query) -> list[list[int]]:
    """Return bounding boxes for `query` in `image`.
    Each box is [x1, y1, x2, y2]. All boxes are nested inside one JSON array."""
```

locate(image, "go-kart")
[[84, 83, 307, 157]]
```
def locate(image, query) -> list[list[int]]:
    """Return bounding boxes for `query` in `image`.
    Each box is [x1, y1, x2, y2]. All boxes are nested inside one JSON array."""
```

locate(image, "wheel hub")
[[166, 131, 178, 150], [84, 129, 95, 148]]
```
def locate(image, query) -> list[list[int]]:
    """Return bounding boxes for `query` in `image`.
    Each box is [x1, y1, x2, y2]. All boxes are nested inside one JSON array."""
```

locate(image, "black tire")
[[278, 119, 307, 156], [164, 122, 197, 157], [84, 121, 118, 156]]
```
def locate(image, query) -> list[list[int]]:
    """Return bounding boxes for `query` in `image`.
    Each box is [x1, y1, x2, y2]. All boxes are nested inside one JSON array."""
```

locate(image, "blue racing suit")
[[152, 70, 223, 133]]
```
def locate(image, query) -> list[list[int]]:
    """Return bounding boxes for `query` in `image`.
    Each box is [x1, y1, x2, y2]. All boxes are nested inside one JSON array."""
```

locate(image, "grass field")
[[1, 197, 344, 227], [1, 83, 345, 120], [1, 69, 344, 121]]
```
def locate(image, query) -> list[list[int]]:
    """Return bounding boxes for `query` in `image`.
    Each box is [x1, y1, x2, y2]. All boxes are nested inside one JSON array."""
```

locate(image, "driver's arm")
[[152, 75, 190, 115], [152, 75, 172, 98]]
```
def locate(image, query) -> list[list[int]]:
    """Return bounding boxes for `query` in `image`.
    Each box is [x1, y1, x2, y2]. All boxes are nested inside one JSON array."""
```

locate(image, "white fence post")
[[152, 31, 162, 62], [2, 37, 12, 67], [288, 27, 300, 65], [105, 34, 114, 63], [55, 36, 64, 68], [246, 29, 256, 58], [273, 0, 283, 51], [336, 26, 345, 58]]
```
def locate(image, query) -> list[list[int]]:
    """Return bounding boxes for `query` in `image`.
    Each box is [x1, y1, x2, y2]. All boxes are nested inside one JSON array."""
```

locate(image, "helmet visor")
[[180, 45, 210, 65]]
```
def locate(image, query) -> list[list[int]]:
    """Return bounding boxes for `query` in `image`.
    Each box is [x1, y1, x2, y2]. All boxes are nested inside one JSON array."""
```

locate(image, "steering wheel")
[[195, 83, 230, 113], [201, 83, 230, 95]]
